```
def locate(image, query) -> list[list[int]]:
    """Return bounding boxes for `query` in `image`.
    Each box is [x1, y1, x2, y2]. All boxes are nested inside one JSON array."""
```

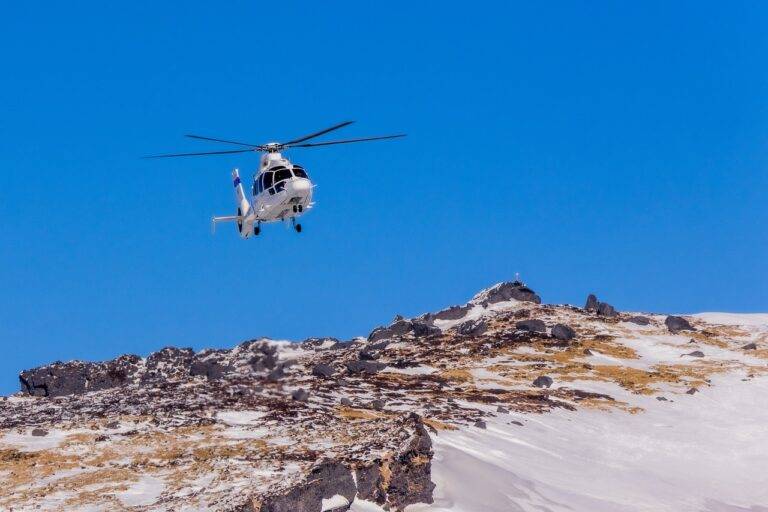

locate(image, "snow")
[[216, 410, 268, 426], [410, 371, 768, 512], [322, 494, 351, 511], [692, 313, 768, 327], [115, 475, 166, 507]]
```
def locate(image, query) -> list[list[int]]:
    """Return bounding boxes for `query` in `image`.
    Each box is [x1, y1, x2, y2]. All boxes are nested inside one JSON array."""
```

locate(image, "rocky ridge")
[[2, 281, 767, 511]]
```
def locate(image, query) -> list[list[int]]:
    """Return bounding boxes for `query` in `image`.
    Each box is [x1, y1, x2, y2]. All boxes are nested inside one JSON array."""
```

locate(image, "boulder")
[[340, 397, 353, 407], [516, 319, 547, 333], [384, 415, 436, 509], [456, 319, 488, 336], [532, 375, 553, 388], [473, 420, 487, 429], [626, 315, 651, 326], [311, 364, 335, 379], [291, 388, 310, 402], [684, 350, 705, 358], [686, 387, 698, 395], [584, 294, 618, 317], [665, 316, 695, 333], [597, 302, 617, 317], [496, 406, 509, 414], [741, 342, 757, 350], [370, 399, 386, 411], [551, 324, 576, 341], [346, 360, 386, 375], [31, 428, 48, 437]]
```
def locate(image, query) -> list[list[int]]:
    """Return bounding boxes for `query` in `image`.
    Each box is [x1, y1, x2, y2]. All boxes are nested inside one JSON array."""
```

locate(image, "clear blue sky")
[[1, 2, 766, 395]]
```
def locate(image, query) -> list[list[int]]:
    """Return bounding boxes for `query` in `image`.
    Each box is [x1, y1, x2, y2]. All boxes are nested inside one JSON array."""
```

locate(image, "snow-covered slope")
[[2, 282, 766, 511]]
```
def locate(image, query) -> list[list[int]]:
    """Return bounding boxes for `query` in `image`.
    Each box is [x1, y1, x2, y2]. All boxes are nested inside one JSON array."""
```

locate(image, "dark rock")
[[433, 304, 472, 321], [585, 294, 599, 311], [31, 428, 48, 437], [583, 348, 594, 356], [686, 387, 698, 395], [456, 319, 488, 336], [370, 399, 386, 411], [496, 406, 509, 414], [105, 421, 120, 429], [626, 315, 651, 326], [597, 302, 617, 317], [358, 350, 379, 361], [742, 342, 758, 350], [266, 365, 285, 382], [300, 337, 340, 351], [656, 396, 668, 401], [474, 420, 487, 429], [532, 375, 553, 388], [346, 360, 386, 375], [384, 415, 435, 510], [516, 319, 546, 333], [551, 324, 576, 341], [684, 351, 705, 358], [292, 388, 310, 402], [311, 364, 335, 379], [355, 463, 385, 504], [665, 316, 695, 333], [510, 420, 524, 426], [482, 281, 541, 305], [340, 397, 353, 407], [368, 319, 415, 342], [411, 321, 441, 337], [259, 461, 356, 512]]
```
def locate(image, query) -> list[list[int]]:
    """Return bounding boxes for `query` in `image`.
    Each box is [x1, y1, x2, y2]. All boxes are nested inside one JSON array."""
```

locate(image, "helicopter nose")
[[291, 178, 311, 195]]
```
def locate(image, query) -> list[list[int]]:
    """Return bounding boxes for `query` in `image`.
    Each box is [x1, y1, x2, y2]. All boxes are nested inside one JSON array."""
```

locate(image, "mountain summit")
[[2, 281, 767, 511]]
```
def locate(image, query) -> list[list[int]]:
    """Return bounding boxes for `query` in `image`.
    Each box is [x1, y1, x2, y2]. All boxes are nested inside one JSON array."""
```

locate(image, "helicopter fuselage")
[[234, 151, 313, 237]]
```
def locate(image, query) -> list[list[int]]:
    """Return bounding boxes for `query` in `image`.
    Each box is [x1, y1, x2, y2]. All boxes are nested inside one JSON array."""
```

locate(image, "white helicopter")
[[148, 121, 405, 237]]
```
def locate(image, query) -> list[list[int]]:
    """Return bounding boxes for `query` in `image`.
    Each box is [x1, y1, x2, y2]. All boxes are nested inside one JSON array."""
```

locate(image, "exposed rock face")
[[585, 294, 599, 311], [475, 281, 541, 305], [368, 319, 439, 343], [432, 304, 472, 321], [456, 319, 488, 336], [19, 341, 279, 398], [256, 461, 356, 512], [533, 376, 554, 388], [311, 363, 335, 379], [665, 316, 695, 333]]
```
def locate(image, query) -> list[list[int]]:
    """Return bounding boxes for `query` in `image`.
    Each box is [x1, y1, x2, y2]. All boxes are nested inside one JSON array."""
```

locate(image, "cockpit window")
[[264, 171, 274, 189], [293, 166, 308, 178], [274, 168, 292, 183]]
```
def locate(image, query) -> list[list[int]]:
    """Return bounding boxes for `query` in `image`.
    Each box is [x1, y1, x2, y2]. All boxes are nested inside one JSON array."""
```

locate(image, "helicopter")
[[147, 121, 405, 237]]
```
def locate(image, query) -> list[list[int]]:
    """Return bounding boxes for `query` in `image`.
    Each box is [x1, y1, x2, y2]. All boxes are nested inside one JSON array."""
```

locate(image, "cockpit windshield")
[[273, 167, 292, 183], [293, 165, 308, 178]]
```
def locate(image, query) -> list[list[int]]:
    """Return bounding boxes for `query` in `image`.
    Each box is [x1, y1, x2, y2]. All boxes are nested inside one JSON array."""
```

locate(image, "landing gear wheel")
[[297, 204, 303, 213], [295, 223, 302, 233]]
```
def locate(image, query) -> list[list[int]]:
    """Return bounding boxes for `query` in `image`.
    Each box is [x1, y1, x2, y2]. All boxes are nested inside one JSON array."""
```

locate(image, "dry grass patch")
[[337, 407, 385, 421], [423, 418, 457, 431], [439, 369, 474, 383]]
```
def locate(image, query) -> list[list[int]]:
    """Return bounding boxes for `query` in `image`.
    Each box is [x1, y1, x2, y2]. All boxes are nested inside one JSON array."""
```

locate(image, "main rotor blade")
[[144, 148, 256, 158], [287, 134, 406, 148], [280, 121, 354, 146], [185, 134, 259, 147]]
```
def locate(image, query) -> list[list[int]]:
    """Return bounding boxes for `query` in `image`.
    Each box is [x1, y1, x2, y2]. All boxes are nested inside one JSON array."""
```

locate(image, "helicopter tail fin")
[[232, 168, 251, 218]]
